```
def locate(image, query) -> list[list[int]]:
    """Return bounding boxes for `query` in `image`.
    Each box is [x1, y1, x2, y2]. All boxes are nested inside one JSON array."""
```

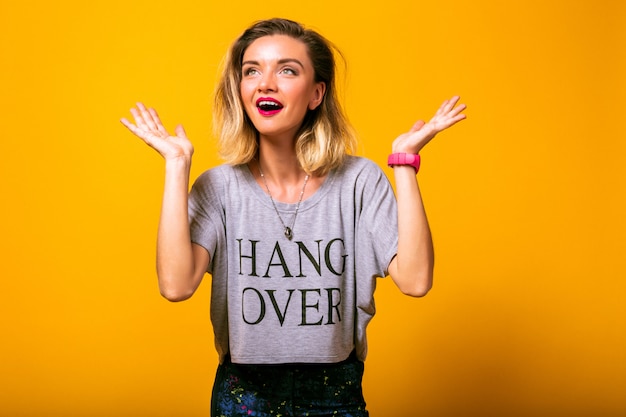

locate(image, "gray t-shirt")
[[188, 155, 398, 364]]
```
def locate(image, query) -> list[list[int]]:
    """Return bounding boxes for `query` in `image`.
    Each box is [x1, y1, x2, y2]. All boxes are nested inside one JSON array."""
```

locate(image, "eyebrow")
[[241, 58, 305, 68]]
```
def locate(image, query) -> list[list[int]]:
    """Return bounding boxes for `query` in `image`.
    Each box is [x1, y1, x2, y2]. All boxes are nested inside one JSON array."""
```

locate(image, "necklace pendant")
[[284, 227, 293, 240]]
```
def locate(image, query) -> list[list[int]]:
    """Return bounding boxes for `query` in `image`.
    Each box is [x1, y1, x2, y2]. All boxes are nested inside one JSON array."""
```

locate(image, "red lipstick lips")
[[256, 97, 283, 116]]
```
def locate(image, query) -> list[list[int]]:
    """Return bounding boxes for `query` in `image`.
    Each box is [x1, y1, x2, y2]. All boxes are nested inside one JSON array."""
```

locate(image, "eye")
[[243, 67, 259, 76], [280, 67, 297, 76]]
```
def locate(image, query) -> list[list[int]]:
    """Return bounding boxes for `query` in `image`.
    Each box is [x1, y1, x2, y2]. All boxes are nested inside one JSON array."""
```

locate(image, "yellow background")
[[1, 0, 624, 416]]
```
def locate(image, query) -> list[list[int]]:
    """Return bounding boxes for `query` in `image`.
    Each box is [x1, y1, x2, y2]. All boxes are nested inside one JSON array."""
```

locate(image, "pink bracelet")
[[387, 153, 421, 172]]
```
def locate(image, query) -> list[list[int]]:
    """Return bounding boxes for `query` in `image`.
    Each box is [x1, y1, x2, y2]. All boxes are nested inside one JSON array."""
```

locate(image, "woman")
[[121, 18, 465, 417]]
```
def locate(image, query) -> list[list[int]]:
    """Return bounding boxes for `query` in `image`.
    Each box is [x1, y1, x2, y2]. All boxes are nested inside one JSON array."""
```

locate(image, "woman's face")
[[240, 35, 326, 142]]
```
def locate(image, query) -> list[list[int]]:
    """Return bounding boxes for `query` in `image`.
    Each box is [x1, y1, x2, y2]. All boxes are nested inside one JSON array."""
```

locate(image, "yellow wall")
[[1, 0, 624, 416]]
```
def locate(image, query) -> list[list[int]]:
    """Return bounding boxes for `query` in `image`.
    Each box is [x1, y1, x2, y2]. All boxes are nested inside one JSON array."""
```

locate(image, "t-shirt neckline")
[[240, 163, 339, 213]]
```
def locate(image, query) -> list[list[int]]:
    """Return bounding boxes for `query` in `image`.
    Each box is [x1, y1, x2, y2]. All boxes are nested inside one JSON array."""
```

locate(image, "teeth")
[[258, 100, 281, 108]]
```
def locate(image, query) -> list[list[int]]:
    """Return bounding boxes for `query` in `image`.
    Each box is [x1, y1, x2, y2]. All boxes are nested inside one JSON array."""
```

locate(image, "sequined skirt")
[[211, 351, 369, 417]]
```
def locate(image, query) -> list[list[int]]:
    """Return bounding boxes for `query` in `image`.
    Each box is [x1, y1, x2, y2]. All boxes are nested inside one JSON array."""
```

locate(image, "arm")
[[121, 103, 209, 301], [388, 96, 467, 297]]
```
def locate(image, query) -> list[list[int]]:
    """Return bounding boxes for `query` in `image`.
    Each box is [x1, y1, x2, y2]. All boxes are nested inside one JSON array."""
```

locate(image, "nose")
[[258, 72, 277, 92]]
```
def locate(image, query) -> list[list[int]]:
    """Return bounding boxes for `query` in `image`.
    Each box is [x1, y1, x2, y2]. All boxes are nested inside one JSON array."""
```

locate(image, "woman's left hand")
[[392, 96, 467, 154]]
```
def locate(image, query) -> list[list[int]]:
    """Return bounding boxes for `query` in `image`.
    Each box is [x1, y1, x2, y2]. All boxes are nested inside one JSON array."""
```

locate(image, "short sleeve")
[[352, 159, 398, 360], [188, 168, 227, 274], [356, 162, 399, 279]]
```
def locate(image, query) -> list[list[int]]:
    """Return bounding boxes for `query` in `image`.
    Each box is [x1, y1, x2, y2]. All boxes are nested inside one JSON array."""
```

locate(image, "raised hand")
[[121, 103, 194, 161], [392, 96, 467, 155]]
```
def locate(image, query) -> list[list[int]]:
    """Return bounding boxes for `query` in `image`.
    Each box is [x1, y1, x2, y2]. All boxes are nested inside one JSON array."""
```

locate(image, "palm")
[[121, 103, 193, 160], [393, 96, 466, 154]]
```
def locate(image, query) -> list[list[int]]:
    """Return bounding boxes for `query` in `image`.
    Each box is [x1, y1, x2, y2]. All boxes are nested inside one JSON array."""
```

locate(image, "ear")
[[308, 81, 326, 110]]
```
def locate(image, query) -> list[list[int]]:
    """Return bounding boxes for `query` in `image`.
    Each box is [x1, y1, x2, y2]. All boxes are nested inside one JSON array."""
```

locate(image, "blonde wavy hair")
[[213, 18, 357, 176]]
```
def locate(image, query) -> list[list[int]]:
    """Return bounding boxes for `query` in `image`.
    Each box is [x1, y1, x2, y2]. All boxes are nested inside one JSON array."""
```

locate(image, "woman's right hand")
[[121, 102, 194, 161]]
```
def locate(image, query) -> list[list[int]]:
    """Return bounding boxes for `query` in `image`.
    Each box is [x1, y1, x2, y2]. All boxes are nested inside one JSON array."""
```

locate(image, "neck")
[[252, 134, 328, 204], [256, 138, 307, 185]]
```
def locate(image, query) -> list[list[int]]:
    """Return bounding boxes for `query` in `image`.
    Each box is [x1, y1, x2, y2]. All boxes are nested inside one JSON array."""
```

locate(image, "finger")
[[446, 96, 463, 114], [449, 112, 467, 125], [137, 102, 159, 132], [440, 100, 466, 122], [432, 99, 466, 126], [120, 118, 135, 135], [120, 117, 149, 140], [447, 95, 461, 108], [409, 120, 426, 133], [440, 96, 460, 116], [435, 111, 467, 132], [129, 107, 149, 130], [433, 98, 450, 118], [149, 108, 168, 134], [448, 102, 467, 119], [175, 124, 188, 139], [435, 96, 461, 118]]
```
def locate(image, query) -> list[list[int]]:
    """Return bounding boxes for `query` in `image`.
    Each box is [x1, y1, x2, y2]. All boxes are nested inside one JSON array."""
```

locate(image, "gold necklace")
[[258, 164, 309, 240]]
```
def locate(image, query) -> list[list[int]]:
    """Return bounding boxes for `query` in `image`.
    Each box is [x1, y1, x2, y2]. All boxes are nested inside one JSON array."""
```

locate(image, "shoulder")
[[336, 156, 389, 188], [190, 164, 248, 205], [339, 155, 385, 177], [193, 164, 246, 188]]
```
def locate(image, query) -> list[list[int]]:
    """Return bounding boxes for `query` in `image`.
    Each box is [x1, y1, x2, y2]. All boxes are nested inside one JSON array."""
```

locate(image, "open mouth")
[[256, 98, 283, 115]]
